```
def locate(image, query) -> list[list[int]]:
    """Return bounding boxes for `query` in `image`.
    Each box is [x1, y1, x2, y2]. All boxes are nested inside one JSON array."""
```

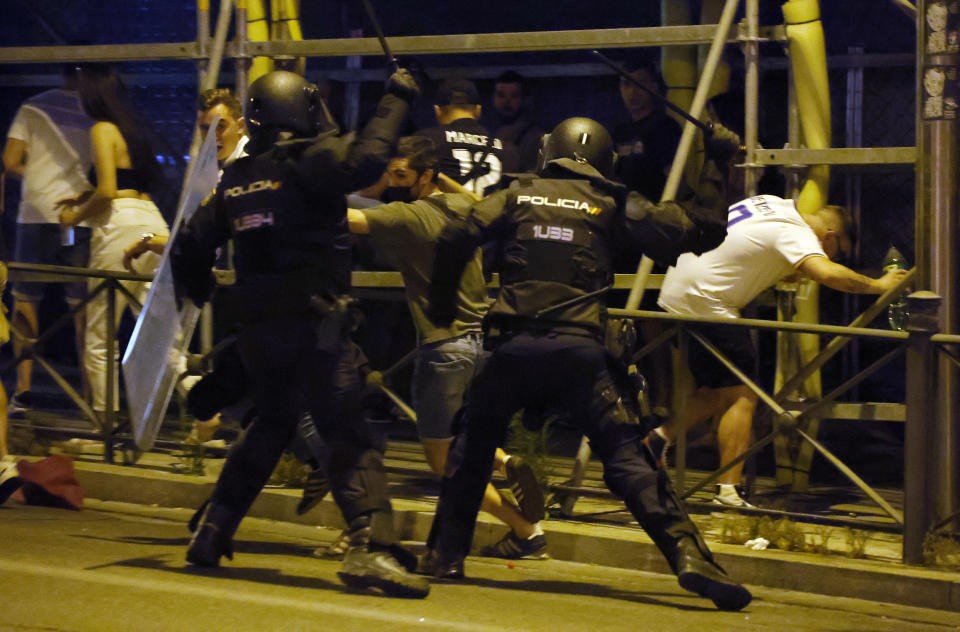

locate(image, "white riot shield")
[[123, 127, 220, 451]]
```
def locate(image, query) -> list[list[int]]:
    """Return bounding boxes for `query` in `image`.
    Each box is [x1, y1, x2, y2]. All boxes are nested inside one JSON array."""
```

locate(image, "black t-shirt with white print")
[[419, 117, 504, 197]]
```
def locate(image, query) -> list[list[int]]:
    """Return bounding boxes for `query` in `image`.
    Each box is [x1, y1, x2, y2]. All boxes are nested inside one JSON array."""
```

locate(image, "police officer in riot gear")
[[424, 117, 752, 610], [171, 69, 430, 598]]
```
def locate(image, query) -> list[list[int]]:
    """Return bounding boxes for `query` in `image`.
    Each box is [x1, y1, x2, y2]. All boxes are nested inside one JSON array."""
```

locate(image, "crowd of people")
[[0, 59, 908, 607]]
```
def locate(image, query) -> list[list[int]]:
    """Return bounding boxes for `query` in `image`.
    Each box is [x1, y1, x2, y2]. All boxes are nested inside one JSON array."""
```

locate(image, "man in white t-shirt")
[[646, 195, 907, 507], [3, 66, 95, 414]]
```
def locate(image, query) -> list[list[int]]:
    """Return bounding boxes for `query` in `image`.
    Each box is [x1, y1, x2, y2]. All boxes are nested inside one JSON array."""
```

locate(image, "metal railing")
[[3, 262, 153, 463]]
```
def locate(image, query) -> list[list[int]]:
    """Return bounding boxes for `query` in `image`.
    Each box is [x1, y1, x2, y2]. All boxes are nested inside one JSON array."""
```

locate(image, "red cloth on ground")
[[11, 455, 84, 510]]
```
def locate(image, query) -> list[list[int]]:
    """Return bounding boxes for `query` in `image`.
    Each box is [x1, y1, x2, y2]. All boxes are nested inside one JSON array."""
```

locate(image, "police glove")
[[704, 120, 743, 165], [385, 68, 421, 102]]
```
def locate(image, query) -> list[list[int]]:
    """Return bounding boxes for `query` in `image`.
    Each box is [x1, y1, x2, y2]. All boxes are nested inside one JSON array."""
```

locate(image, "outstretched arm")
[[301, 69, 419, 195], [427, 190, 508, 326], [619, 157, 730, 266], [797, 255, 909, 293]]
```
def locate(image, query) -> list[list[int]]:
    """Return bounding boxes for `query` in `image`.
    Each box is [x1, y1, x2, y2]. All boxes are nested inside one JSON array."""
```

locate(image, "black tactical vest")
[[487, 175, 621, 337], [218, 149, 352, 316]]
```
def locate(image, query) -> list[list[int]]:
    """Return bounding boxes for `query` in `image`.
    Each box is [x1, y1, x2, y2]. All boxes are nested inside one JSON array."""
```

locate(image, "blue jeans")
[[412, 333, 486, 440]]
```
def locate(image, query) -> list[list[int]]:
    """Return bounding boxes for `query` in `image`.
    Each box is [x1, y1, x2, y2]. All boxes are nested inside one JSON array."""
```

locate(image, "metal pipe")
[[772, 268, 916, 398], [903, 292, 940, 562], [796, 428, 904, 524], [918, 0, 960, 553], [104, 282, 117, 463], [624, 0, 739, 311], [743, 0, 760, 196], [661, 0, 740, 202], [197, 0, 210, 84], [187, 0, 234, 172], [608, 307, 910, 340], [235, 0, 250, 101], [203, 0, 234, 91], [688, 327, 904, 524]]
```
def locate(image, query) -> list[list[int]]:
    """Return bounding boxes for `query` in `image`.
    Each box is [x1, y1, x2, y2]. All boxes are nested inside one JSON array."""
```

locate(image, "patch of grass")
[[711, 513, 878, 559], [505, 410, 556, 488], [843, 527, 870, 559], [807, 524, 835, 554], [923, 532, 960, 568], [714, 513, 757, 545]]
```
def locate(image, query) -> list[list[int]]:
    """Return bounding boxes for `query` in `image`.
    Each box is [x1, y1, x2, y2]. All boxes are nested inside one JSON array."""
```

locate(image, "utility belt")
[[482, 315, 601, 350]]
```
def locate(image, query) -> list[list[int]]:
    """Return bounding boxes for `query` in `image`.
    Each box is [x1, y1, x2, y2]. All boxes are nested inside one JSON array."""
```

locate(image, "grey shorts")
[[412, 333, 486, 440], [12, 223, 91, 304]]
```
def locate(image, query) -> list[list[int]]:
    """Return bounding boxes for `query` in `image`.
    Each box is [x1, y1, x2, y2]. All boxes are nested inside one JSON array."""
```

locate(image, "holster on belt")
[[310, 294, 357, 352]]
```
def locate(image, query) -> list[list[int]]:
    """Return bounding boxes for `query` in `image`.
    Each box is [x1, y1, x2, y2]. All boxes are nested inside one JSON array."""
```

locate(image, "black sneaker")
[[504, 456, 545, 523], [0, 461, 22, 505], [297, 469, 330, 515], [480, 531, 549, 560], [338, 545, 431, 598]]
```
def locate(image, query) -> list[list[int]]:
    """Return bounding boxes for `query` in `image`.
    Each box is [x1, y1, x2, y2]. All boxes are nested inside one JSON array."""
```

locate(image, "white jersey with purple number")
[[658, 195, 826, 318]]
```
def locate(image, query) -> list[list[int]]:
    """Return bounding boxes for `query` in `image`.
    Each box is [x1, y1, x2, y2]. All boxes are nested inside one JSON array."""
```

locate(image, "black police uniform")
[[170, 77, 427, 596], [425, 155, 751, 610]]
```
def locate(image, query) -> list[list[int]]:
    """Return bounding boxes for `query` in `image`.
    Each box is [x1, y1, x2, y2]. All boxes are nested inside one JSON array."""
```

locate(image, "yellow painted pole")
[[247, 0, 272, 84], [278, 0, 305, 75], [699, 0, 732, 102], [782, 0, 832, 214], [661, 0, 702, 188]]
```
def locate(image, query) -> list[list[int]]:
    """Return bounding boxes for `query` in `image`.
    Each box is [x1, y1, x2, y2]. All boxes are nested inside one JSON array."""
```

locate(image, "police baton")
[[360, 0, 399, 72], [533, 285, 612, 320], [591, 50, 713, 137]]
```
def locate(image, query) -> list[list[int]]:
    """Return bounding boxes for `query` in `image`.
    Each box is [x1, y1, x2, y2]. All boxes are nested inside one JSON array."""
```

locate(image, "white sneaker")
[[712, 484, 755, 508], [0, 461, 23, 505]]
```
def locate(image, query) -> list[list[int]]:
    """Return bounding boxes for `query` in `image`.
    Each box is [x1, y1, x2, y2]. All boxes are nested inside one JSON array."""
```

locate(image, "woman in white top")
[[58, 65, 170, 416]]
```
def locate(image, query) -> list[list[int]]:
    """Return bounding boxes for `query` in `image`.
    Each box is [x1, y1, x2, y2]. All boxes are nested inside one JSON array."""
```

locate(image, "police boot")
[[186, 502, 239, 567], [187, 497, 211, 534], [673, 535, 752, 611], [415, 548, 465, 580], [336, 514, 430, 599]]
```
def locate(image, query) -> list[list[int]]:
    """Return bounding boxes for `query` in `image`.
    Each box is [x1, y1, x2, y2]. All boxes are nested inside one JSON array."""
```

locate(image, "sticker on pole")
[[122, 126, 220, 451]]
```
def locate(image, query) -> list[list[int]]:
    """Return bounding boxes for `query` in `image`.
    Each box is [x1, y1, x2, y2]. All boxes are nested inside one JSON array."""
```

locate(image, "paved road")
[[1, 503, 957, 632]]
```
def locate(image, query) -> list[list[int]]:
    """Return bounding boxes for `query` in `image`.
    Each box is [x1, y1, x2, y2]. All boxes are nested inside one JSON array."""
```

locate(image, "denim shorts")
[[412, 333, 487, 440], [12, 223, 91, 304]]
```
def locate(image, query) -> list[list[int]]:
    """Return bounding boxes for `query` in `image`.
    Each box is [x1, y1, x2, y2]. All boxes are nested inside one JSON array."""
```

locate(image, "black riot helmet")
[[246, 70, 336, 153], [538, 117, 615, 177]]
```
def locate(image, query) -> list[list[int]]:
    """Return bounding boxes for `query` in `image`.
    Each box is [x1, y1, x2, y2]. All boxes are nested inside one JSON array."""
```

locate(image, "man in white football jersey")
[[646, 196, 908, 507]]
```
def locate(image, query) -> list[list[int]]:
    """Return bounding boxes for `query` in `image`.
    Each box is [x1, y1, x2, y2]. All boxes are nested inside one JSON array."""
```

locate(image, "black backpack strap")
[[421, 196, 463, 222]]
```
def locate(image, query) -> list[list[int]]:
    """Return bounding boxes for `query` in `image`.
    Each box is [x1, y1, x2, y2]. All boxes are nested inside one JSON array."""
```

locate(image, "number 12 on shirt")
[[451, 148, 502, 195]]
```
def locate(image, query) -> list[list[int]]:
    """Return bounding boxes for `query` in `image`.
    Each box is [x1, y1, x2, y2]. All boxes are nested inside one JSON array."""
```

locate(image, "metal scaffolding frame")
[[1, 1, 953, 565]]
